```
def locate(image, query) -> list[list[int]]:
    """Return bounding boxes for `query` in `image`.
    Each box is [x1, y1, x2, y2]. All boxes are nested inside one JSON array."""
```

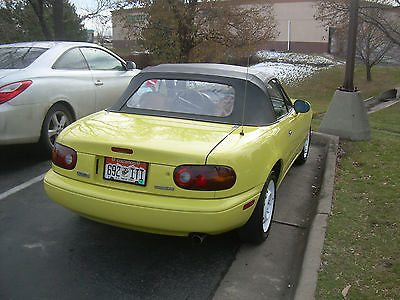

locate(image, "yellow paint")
[[45, 104, 312, 236]]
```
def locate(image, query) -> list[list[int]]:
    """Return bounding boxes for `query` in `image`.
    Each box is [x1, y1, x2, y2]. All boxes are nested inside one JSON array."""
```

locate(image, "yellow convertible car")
[[44, 64, 312, 244]]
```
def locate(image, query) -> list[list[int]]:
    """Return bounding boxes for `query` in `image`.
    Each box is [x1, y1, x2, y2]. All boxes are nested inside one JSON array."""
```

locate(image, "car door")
[[272, 79, 307, 159], [51, 47, 96, 119], [80, 47, 137, 111], [266, 80, 301, 168]]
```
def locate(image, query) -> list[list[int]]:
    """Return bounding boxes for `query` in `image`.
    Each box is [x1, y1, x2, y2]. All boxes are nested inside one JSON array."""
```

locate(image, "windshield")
[[126, 79, 235, 117], [0, 47, 48, 69]]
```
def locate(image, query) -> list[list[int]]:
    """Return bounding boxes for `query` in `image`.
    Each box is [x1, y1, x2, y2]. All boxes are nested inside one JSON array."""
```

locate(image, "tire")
[[238, 172, 277, 244], [295, 128, 311, 165], [40, 103, 73, 153]]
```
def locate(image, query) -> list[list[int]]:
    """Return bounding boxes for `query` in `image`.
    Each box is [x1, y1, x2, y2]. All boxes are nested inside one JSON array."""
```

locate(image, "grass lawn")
[[284, 64, 400, 116], [288, 65, 400, 299], [369, 102, 400, 133], [316, 126, 400, 299]]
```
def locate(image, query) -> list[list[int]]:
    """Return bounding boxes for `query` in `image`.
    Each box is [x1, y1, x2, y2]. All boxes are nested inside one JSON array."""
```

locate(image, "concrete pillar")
[[319, 90, 370, 140]]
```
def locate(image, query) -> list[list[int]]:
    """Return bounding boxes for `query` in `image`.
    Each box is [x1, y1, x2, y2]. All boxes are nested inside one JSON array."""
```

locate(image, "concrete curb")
[[363, 96, 379, 109], [367, 99, 400, 114], [294, 132, 339, 300]]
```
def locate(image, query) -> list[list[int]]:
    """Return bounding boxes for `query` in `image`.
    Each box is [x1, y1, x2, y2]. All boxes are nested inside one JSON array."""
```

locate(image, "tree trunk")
[[366, 63, 372, 81], [53, 0, 64, 40], [28, 0, 53, 40]]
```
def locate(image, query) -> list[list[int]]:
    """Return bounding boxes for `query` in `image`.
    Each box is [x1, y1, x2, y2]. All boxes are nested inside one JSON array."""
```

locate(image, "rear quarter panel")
[[5, 68, 97, 120], [209, 107, 312, 199], [208, 123, 284, 199]]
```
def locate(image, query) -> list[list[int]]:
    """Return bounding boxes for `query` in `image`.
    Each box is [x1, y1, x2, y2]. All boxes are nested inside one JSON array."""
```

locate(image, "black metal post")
[[342, 0, 359, 92]]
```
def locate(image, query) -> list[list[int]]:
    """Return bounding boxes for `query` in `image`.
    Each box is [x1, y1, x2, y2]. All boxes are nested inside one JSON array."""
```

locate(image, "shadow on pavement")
[[0, 143, 49, 173], [0, 143, 51, 194]]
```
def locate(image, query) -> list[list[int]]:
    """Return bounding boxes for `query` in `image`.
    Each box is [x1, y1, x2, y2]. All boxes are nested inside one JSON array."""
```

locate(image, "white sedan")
[[0, 41, 140, 152]]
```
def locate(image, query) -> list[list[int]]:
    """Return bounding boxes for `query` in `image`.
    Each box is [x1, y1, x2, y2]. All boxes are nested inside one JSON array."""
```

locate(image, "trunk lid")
[[60, 111, 235, 165], [55, 111, 236, 198], [0, 69, 20, 81]]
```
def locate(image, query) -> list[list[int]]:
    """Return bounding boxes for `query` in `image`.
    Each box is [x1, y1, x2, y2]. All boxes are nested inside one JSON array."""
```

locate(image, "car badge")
[[154, 185, 174, 191], [77, 171, 90, 178]]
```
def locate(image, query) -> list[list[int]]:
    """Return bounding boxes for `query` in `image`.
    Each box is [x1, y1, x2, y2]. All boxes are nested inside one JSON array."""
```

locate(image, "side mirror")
[[294, 99, 310, 114], [126, 61, 136, 70]]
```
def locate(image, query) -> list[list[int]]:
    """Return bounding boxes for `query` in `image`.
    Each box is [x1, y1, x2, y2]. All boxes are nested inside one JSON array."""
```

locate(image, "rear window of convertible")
[[126, 79, 235, 117]]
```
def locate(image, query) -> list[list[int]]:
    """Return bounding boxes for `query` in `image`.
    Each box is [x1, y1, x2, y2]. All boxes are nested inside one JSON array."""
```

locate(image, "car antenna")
[[240, 41, 251, 136]]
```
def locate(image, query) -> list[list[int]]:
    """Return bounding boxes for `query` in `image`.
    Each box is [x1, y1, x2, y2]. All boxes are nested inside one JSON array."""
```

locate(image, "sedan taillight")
[[0, 80, 32, 104], [52, 142, 77, 170], [173, 165, 236, 191]]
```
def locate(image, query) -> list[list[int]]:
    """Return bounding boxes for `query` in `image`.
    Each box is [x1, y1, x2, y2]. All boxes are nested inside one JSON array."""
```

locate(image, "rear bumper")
[[44, 169, 261, 236], [0, 102, 42, 145]]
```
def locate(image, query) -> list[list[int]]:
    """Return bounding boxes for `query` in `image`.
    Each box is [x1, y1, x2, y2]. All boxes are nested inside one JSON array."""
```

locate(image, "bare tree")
[[94, 14, 112, 45], [357, 8, 393, 81], [359, 1, 400, 47], [315, 0, 398, 80], [78, 0, 131, 21], [204, 2, 277, 59], [316, 0, 400, 46], [72, 0, 136, 45], [120, 0, 278, 63], [126, 0, 197, 63]]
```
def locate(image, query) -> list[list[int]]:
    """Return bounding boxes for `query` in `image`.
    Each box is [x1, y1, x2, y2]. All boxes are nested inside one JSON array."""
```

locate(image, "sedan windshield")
[[126, 79, 235, 117], [0, 47, 48, 69]]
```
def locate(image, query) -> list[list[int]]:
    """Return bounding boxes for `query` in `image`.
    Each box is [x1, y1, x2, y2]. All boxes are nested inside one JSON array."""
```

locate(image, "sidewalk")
[[214, 132, 339, 300]]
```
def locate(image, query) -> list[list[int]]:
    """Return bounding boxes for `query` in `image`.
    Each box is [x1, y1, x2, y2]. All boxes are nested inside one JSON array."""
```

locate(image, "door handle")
[[95, 80, 103, 86], [289, 130, 292, 136]]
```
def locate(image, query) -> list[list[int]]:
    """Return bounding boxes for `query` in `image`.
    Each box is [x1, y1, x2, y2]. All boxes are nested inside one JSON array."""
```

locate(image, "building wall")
[[274, 2, 328, 43], [239, 0, 329, 53], [265, 40, 329, 53], [112, 9, 144, 49], [112, 0, 329, 53]]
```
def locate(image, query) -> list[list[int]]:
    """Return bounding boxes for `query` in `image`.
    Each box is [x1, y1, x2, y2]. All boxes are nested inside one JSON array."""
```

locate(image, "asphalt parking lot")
[[0, 139, 327, 299]]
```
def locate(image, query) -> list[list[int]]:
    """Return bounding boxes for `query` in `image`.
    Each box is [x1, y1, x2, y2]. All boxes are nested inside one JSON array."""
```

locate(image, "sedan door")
[[51, 47, 96, 119], [80, 47, 138, 111]]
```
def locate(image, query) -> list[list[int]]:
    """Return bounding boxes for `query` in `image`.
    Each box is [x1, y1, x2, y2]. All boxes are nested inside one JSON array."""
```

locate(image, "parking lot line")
[[0, 173, 46, 201]]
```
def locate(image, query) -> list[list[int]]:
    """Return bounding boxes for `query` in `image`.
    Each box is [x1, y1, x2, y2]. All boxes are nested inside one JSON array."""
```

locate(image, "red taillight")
[[175, 168, 194, 187], [0, 80, 32, 104], [52, 142, 77, 170], [173, 165, 236, 191]]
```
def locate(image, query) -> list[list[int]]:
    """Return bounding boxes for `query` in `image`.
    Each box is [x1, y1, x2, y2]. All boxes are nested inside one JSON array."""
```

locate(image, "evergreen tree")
[[0, 0, 87, 43]]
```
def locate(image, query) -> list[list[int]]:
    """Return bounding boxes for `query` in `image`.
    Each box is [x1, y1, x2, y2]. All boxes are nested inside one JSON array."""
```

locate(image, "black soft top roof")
[[111, 63, 278, 126], [142, 63, 275, 87]]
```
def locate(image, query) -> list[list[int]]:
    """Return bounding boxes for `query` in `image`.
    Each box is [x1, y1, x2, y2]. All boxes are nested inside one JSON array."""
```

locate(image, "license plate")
[[104, 157, 148, 186]]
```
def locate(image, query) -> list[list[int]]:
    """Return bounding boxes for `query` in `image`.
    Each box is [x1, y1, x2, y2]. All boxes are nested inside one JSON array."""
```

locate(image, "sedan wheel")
[[40, 104, 73, 153], [238, 172, 277, 244]]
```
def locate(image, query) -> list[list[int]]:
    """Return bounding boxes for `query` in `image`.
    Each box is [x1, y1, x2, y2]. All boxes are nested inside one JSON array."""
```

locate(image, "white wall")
[[273, 1, 328, 43]]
